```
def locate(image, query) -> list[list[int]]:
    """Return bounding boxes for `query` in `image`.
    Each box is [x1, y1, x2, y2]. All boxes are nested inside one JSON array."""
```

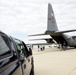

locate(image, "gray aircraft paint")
[[47, 3, 76, 47], [29, 3, 76, 48], [47, 3, 58, 31]]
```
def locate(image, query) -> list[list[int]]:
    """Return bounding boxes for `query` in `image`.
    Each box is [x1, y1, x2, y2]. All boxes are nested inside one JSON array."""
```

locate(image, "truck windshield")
[[0, 35, 11, 59]]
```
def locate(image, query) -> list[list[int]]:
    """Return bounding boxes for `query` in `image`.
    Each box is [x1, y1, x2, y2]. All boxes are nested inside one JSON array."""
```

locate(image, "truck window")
[[14, 39, 27, 58], [22, 42, 29, 57], [0, 35, 11, 59]]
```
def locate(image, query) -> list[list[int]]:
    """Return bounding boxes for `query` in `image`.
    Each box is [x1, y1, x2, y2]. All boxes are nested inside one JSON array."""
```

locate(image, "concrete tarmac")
[[32, 46, 76, 75]]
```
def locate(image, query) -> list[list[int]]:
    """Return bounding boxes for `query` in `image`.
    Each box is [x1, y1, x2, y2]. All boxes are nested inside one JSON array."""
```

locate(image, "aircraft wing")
[[55, 29, 76, 34], [29, 37, 55, 43], [29, 38, 52, 41]]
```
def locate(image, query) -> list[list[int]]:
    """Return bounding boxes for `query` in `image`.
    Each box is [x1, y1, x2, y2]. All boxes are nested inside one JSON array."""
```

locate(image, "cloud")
[[0, 0, 76, 43]]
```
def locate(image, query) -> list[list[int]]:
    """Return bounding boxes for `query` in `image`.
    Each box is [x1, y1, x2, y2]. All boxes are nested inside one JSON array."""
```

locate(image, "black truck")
[[0, 31, 34, 75]]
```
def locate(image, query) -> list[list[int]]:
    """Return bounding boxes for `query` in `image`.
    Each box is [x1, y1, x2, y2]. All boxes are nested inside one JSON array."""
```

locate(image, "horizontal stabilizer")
[[55, 29, 76, 34], [29, 37, 55, 43], [28, 33, 48, 36]]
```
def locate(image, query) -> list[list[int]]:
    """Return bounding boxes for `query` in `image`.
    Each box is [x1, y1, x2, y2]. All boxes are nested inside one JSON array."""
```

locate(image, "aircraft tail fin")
[[47, 3, 58, 31]]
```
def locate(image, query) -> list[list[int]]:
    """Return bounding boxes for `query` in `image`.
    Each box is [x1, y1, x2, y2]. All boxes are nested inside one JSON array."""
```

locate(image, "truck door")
[[15, 39, 29, 75], [22, 42, 32, 75], [0, 33, 22, 75]]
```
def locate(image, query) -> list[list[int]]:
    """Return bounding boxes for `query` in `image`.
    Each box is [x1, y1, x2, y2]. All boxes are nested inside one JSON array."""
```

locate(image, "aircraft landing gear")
[[59, 43, 63, 50], [59, 43, 66, 51]]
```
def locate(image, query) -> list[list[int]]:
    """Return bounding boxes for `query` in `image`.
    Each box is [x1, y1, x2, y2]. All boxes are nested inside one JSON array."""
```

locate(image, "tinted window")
[[14, 39, 29, 58], [0, 35, 11, 59], [22, 42, 29, 57], [10, 40, 15, 52], [14, 39, 26, 58]]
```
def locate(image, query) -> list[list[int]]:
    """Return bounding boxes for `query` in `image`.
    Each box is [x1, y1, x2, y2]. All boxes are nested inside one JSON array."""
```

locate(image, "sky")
[[0, 0, 76, 44]]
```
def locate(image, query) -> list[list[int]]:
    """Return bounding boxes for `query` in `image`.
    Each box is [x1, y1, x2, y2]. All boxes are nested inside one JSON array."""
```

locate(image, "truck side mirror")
[[29, 48, 32, 55]]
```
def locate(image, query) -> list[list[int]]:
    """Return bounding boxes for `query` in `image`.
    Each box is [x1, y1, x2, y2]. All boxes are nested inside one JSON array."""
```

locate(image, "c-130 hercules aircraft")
[[29, 3, 76, 49]]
